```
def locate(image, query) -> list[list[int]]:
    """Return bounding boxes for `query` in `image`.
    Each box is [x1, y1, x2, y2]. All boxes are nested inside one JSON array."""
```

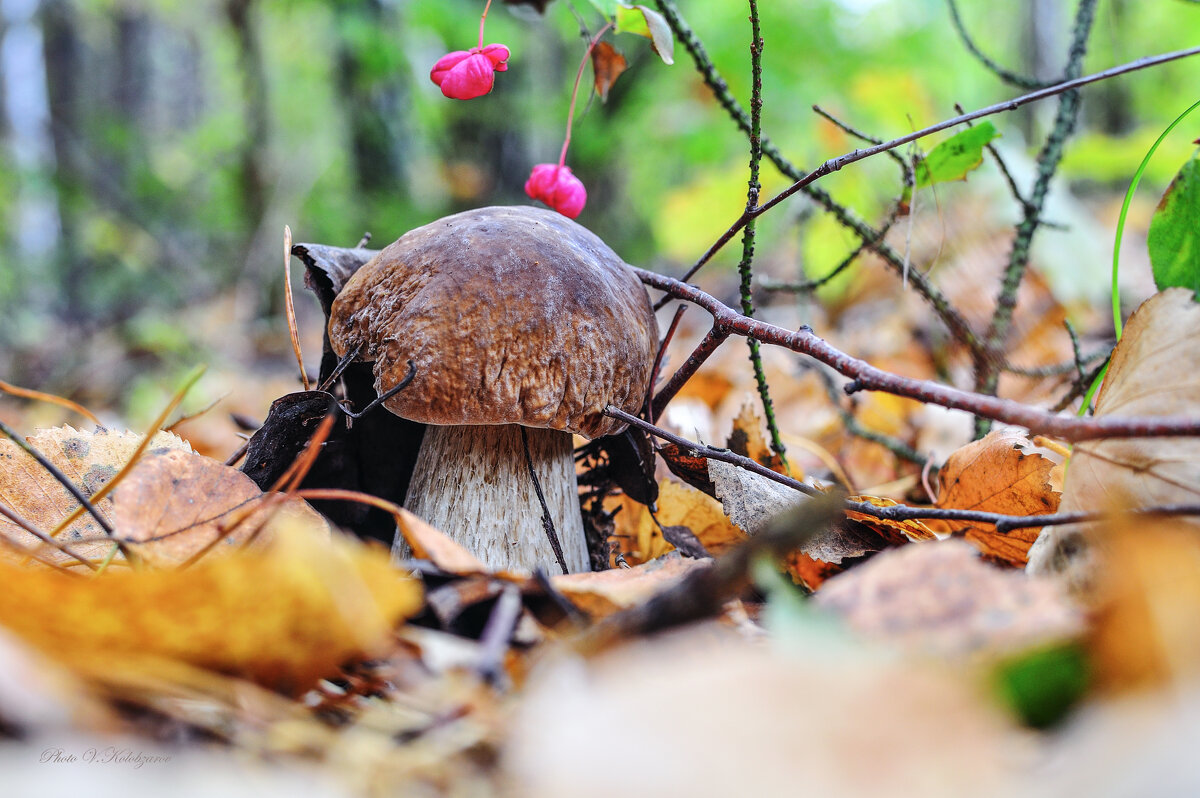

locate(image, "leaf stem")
[[478, 0, 493, 50], [559, 22, 614, 169]]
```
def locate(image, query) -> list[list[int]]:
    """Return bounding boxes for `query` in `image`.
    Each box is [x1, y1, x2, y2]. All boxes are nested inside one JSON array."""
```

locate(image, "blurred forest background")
[[0, 0, 1198, 430]]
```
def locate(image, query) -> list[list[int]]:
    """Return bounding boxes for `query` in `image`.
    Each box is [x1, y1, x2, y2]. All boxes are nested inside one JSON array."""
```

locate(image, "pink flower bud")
[[524, 164, 587, 219], [430, 44, 511, 100]]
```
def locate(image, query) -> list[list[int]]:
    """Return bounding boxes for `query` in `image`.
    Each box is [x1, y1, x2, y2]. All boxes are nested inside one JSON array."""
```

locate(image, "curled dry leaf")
[[0, 520, 422, 694], [816, 540, 1083, 659], [0, 426, 192, 567], [590, 40, 627, 102], [844, 495, 937, 544], [933, 429, 1062, 566], [1031, 289, 1200, 584]]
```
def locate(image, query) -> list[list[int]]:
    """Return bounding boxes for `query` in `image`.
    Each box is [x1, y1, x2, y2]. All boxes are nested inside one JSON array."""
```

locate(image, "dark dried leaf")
[[659, 442, 716, 497], [659, 524, 711, 559], [591, 41, 627, 101]]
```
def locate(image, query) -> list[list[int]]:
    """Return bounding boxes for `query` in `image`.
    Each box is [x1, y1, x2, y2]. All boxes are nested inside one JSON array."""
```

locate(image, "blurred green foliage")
[[1, 0, 1198, 406]]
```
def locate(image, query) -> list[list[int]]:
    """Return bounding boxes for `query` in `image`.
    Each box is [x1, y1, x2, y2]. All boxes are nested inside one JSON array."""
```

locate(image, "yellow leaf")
[[0, 521, 422, 694]]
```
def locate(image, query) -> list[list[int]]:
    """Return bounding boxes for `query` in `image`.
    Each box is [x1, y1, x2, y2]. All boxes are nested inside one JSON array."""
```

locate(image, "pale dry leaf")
[[934, 429, 1062, 566], [816, 540, 1083, 659], [506, 625, 1024, 798], [0, 426, 192, 566], [552, 552, 708, 619], [708, 458, 803, 536], [1031, 289, 1200, 581], [707, 461, 890, 589]]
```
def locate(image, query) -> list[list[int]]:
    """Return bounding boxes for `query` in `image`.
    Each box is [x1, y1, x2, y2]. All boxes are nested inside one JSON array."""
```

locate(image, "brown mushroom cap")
[[328, 206, 659, 439]]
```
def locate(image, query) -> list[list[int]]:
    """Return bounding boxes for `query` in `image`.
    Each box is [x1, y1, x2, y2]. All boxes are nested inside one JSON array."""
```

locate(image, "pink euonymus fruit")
[[525, 164, 587, 219], [430, 44, 510, 100]]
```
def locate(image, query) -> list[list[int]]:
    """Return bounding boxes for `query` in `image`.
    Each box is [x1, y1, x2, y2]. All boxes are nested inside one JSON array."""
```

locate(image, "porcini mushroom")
[[327, 206, 658, 574]]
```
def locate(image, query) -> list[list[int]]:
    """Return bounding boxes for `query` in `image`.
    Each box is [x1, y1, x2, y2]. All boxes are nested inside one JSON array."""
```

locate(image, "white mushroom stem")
[[398, 424, 590, 574]]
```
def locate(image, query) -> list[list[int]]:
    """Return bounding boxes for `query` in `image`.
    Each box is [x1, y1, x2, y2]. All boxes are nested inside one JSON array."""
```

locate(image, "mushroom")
[[327, 206, 659, 574]]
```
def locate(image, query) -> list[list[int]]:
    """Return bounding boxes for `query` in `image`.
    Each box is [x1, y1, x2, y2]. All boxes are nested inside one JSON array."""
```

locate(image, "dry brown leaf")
[[590, 40, 627, 101], [0, 426, 192, 566], [934, 430, 1062, 566], [816, 540, 1083, 659], [552, 552, 707, 619], [0, 520, 422, 694], [110, 448, 327, 567]]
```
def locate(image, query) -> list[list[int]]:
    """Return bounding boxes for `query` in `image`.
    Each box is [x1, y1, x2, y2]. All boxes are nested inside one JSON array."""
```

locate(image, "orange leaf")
[[591, 41, 628, 102], [935, 431, 1062, 566]]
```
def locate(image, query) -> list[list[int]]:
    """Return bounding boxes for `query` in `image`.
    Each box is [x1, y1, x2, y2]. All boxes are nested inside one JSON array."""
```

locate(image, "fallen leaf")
[[0, 520, 422, 694], [707, 461, 894, 589], [506, 625, 1024, 797], [0, 426, 192, 567], [708, 459, 804, 536], [1030, 289, 1200, 582], [934, 430, 1062, 565], [397, 508, 488, 575], [844, 495, 937, 544], [1088, 518, 1200, 691], [553, 552, 708, 618], [816, 540, 1083, 659], [590, 40, 627, 101]]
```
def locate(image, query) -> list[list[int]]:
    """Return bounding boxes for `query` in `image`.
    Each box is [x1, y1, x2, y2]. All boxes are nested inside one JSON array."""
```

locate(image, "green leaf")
[[615, 5, 674, 65], [991, 642, 1090, 729], [914, 121, 1000, 187], [1148, 152, 1200, 296], [586, 0, 618, 18]]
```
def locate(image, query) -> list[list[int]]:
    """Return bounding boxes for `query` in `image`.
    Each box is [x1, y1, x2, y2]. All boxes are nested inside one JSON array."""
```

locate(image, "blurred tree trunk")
[[224, 0, 268, 231], [333, 0, 409, 200], [1093, 0, 1132, 134], [39, 0, 85, 320]]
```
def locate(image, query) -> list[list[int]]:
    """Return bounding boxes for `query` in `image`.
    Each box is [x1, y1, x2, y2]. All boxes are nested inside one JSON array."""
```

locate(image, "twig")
[[735, 0, 787, 466], [635, 267, 1200, 443], [0, 420, 121, 544], [974, 0, 1100, 436], [574, 490, 845, 653], [946, 0, 1050, 90], [521, 426, 568, 575], [680, 31, 1195, 297], [605, 406, 1200, 532], [645, 305, 687, 423], [476, 584, 523, 686], [651, 0, 984, 356]]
